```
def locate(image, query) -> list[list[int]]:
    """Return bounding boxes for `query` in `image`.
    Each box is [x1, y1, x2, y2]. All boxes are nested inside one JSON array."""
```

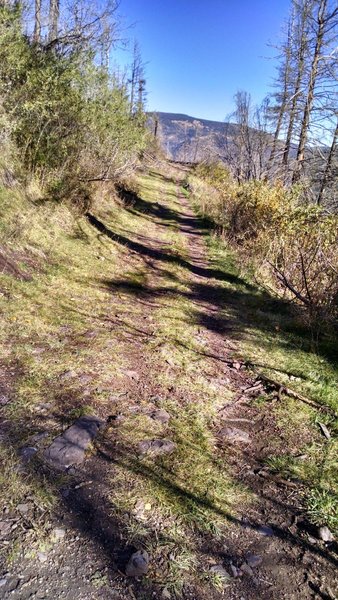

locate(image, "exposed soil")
[[0, 247, 32, 282], [175, 185, 337, 599], [0, 167, 336, 600]]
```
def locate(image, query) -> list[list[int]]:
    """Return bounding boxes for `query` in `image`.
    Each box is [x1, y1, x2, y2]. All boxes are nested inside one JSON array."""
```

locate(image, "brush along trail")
[[0, 165, 336, 600]]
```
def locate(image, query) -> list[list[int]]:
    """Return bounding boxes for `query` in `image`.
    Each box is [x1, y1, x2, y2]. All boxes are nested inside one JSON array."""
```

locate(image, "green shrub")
[[0, 6, 148, 209], [190, 162, 338, 325]]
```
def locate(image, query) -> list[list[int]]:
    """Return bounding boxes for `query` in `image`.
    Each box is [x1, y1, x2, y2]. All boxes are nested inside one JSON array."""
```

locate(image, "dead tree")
[[317, 118, 338, 205], [33, 0, 41, 44], [128, 41, 144, 115], [48, 0, 59, 42], [293, 0, 338, 182], [282, 0, 312, 174], [268, 16, 294, 172]]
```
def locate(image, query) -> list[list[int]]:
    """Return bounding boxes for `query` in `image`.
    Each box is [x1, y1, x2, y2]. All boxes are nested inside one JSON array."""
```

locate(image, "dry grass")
[[2, 163, 336, 595], [0, 168, 247, 595]]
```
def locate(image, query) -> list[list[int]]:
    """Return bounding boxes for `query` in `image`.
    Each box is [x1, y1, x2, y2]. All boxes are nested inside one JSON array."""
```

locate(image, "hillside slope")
[[0, 165, 337, 599], [148, 112, 237, 162], [147, 112, 301, 167]]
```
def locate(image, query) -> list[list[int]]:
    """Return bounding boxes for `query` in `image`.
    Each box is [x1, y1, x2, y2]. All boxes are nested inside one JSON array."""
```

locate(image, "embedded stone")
[[126, 549, 149, 577], [150, 409, 170, 424], [17, 503, 32, 514], [210, 564, 231, 579], [245, 553, 263, 568], [52, 527, 66, 541], [0, 521, 11, 538], [19, 446, 38, 463], [318, 526, 334, 542], [219, 427, 251, 444], [43, 415, 105, 471], [257, 525, 274, 537], [138, 439, 175, 456]]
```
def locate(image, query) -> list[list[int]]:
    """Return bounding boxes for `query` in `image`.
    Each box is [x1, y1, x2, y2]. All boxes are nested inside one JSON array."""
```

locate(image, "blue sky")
[[113, 0, 291, 121]]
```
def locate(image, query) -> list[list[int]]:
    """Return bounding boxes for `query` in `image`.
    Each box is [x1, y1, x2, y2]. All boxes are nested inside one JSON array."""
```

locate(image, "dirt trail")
[[174, 183, 338, 597], [1, 168, 337, 600]]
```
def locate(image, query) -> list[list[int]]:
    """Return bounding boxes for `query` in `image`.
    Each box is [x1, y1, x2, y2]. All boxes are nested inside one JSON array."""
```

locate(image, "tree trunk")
[[317, 119, 338, 204], [292, 0, 327, 183], [48, 0, 59, 43], [282, 59, 305, 171], [153, 115, 158, 138], [33, 0, 41, 44], [137, 78, 145, 113], [268, 19, 293, 170], [129, 41, 143, 115], [282, 2, 309, 173], [269, 104, 285, 171]]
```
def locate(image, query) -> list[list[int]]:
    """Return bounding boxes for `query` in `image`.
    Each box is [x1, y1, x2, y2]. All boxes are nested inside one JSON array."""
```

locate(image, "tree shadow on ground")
[[2, 418, 337, 600], [86, 212, 253, 287], [97, 273, 337, 372], [85, 206, 337, 370], [118, 185, 220, 238], [2, 173, 337, 598]]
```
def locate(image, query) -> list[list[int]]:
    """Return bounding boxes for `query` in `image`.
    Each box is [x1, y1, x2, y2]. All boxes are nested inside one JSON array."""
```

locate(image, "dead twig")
[[318, 422, 331, 439], [257, 373, 336, 416]]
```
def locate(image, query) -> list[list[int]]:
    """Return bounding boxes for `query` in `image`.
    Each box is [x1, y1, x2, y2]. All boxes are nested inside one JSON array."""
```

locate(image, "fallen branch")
[[213, 354, 336, 416], [267, 261, 311, 306], [256, 468, 300, 489], [242, 382, 264, 395], [256, 373, 336, 416]]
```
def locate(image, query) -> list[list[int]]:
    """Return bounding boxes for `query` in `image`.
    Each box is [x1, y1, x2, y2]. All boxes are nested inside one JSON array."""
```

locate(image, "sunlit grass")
[[0, 169, 244, 595], [190, 197, 338, 536], [3, 164, 336, 594], [203, 233, 338, 411]]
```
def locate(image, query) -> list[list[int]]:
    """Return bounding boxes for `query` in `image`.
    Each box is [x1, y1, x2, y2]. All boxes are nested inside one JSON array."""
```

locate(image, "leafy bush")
[[268, 206, 338, 324], [191, 162, 338, 325], [0, 5, 148, 209]]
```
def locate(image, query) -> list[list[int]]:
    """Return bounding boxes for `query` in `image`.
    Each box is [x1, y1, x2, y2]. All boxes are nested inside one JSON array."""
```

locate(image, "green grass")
[[1, 164, 337, 594], [0, 169, 246, 596], [202, 234, 338, 410], [189, 187, 338, 535]]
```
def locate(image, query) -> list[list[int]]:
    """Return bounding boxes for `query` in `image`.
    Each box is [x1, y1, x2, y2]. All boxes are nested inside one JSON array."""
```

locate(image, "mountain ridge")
[[148, 111, 242, 163], [147, 111, 302, 165]]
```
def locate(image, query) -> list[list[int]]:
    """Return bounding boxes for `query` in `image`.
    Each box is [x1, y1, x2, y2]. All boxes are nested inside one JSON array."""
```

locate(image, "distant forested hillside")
[[148, 111, 298, 168], [148, 112, 238, 163]]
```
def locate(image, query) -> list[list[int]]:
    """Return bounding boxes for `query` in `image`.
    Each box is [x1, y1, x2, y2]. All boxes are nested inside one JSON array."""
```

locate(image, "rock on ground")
[[138, 439, 175, 456], [43, 416, 105, 471], [219, 427, 251, 444], [125, 550, 149, 577]]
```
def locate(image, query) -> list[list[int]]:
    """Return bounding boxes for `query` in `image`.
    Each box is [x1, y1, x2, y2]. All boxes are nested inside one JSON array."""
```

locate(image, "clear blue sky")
[[114, 0, 291, 121]]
